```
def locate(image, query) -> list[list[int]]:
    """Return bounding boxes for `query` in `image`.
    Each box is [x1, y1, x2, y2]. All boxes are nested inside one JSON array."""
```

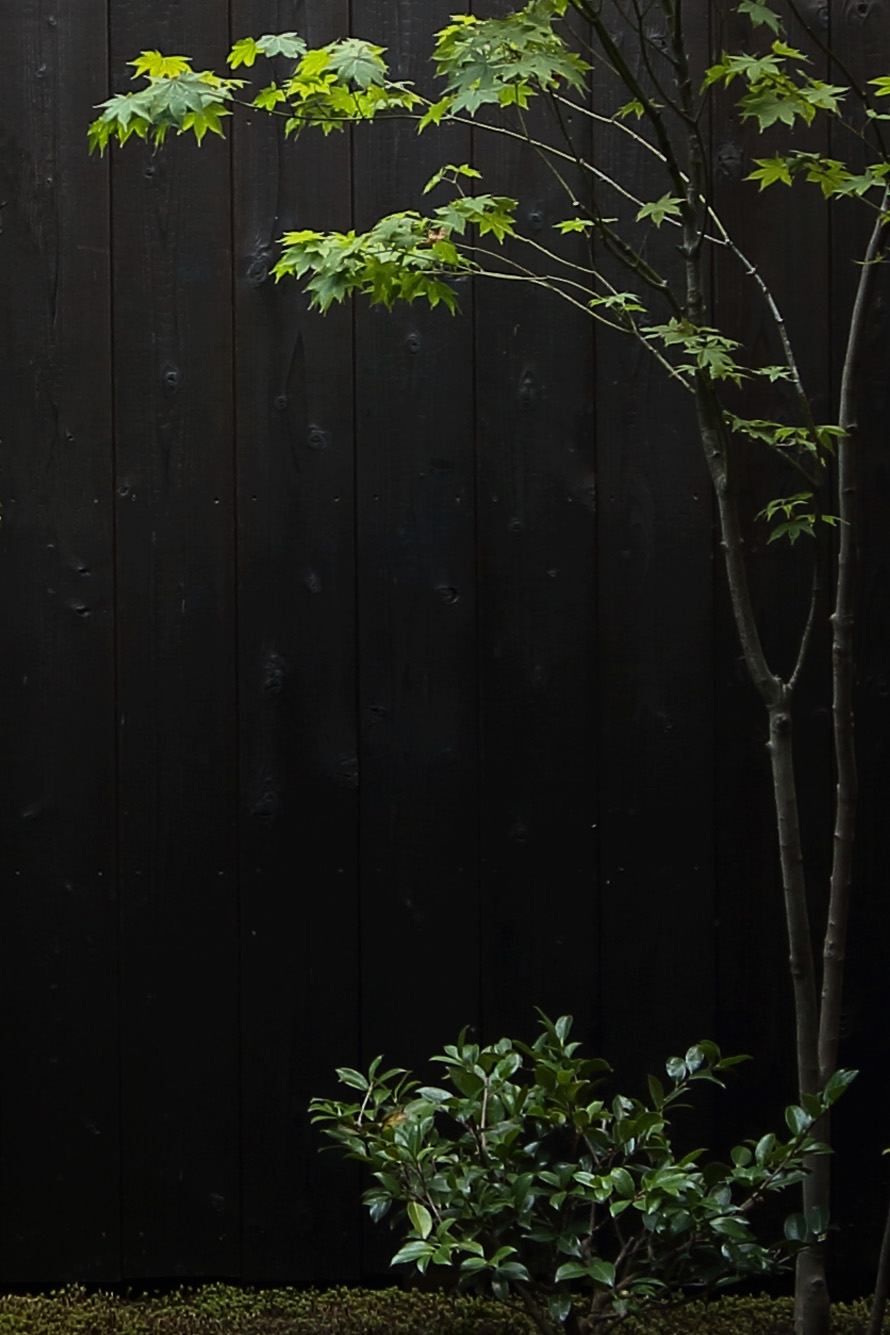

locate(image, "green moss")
[[0, 1286, 886, 1335], [0, 1285, 534, 1335]]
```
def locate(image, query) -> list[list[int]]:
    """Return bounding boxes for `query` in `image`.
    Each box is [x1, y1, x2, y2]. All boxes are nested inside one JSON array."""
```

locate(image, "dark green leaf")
[[415, 1086, 452, 1102], [407, 1202, 433, 1239], [555, 1261, 591, 1283], [785, 1105, 813, 1136], [611, 1167, 635, 1198], [549, 1292, 572, 1324], [823, 1069, 857, 1105], [806, 1204, 830, 1236], [336, 1067, 369, 1091], [784, 1212, 808, 1242], [711, 1217, 750, 1240]]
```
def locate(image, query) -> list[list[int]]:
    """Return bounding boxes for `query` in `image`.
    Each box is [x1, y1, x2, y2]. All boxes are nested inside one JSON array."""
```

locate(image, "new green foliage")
[[87, 0, 888, 537], [310, 1015, 854, 1335]]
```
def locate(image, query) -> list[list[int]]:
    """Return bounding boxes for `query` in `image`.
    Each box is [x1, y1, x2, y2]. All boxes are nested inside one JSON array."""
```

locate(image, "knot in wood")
[[336, 756, 359, 789], [715, 141, 744, 182], [246, 253, 271, 286], [251, 790, 280, 825], [518, 370, 538, 410], [262, 653, 286, 695]]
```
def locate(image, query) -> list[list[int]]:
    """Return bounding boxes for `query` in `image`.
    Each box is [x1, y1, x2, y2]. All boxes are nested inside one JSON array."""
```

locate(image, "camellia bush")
[[90, 5, 889, 1330], [309, 1015, 855, 1335]]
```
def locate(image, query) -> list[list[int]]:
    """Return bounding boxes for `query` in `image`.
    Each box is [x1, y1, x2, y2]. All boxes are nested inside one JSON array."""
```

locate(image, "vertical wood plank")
[[232, 0, 362, 1284], [349, 2, 480, 1277], [595, 8, 716, 1083], [0, 0, 120, 1283], [351, 0, 481, 1073], [471, 36, 599, 1048], [110, 0, 240, 1277]]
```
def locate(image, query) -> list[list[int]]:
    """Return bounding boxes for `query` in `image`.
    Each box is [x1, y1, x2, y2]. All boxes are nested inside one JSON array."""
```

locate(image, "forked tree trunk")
[[573, 8, 885, 1332]]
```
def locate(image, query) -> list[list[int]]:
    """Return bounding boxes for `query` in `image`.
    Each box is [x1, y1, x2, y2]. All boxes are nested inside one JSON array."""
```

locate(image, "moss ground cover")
[[0, 1287, 886, 1335]]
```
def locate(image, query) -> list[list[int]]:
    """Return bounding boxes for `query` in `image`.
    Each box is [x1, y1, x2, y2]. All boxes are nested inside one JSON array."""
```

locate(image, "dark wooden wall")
[[0, 0, 887, 1291]]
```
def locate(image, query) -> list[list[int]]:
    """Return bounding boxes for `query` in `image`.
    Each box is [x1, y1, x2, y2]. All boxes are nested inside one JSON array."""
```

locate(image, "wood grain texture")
[[349, 2, 482, 1275], [594, 8, 716, 1084], [232, 0, 362, 1284], [471, 11, 598, 1049], [351, 0, 481, 1068], [110, 0, 240, 1278], [0, 0, 120, 1283]]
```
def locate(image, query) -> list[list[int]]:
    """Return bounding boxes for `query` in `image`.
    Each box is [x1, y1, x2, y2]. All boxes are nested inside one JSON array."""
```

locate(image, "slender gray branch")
[[818, 189, 890, 1085]]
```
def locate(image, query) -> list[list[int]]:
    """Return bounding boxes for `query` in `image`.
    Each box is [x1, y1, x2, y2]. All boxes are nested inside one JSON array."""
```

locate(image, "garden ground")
[[0, 1286, 886, 1335]]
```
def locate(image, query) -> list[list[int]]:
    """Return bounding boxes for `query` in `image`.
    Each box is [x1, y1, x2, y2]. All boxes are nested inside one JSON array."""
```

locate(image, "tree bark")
[[817, 196, 888, 1087], [867, 1181, 890, 1335]]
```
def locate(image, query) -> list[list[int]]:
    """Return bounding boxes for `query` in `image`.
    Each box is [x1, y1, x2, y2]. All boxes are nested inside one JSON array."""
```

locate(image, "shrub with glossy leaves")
[[310, 1015, 855, 1335]]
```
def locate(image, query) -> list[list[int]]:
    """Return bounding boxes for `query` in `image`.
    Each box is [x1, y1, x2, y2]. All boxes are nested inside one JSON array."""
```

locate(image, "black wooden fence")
[[0, 0, 888, 1292]]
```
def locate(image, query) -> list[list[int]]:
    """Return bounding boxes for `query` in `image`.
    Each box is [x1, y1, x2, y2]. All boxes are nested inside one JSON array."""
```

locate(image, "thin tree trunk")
[[795, 189, 889, 1335], [796, 1157, 832, 1335], [587, 14, 885, 1334], [867, 1183, 890, 1335], [818, 195, 888, 1086], [694, 389, 827, 1335], [766, 702, 821, 1097]]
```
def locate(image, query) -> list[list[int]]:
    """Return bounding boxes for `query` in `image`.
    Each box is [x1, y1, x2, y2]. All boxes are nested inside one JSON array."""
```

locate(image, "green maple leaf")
[[746, 156, 793, 189], [128, 50, 192, 79], [742, 85, 808, 129], [419, 97, 453, 130], [181, 104, 231, 144], [755, 365, 793, 382], [802, 156, 852, 197], [423, 162, 483, 194], [253, 84, 286, 110], [256, 33, 308, 61], [327, 39, 387, 88], [836, 163, 890, 196], [636, 193, 683, 226], [799, 81, 847, 116], [737, 1, 782, 34], [228, 37, 260, 69]]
